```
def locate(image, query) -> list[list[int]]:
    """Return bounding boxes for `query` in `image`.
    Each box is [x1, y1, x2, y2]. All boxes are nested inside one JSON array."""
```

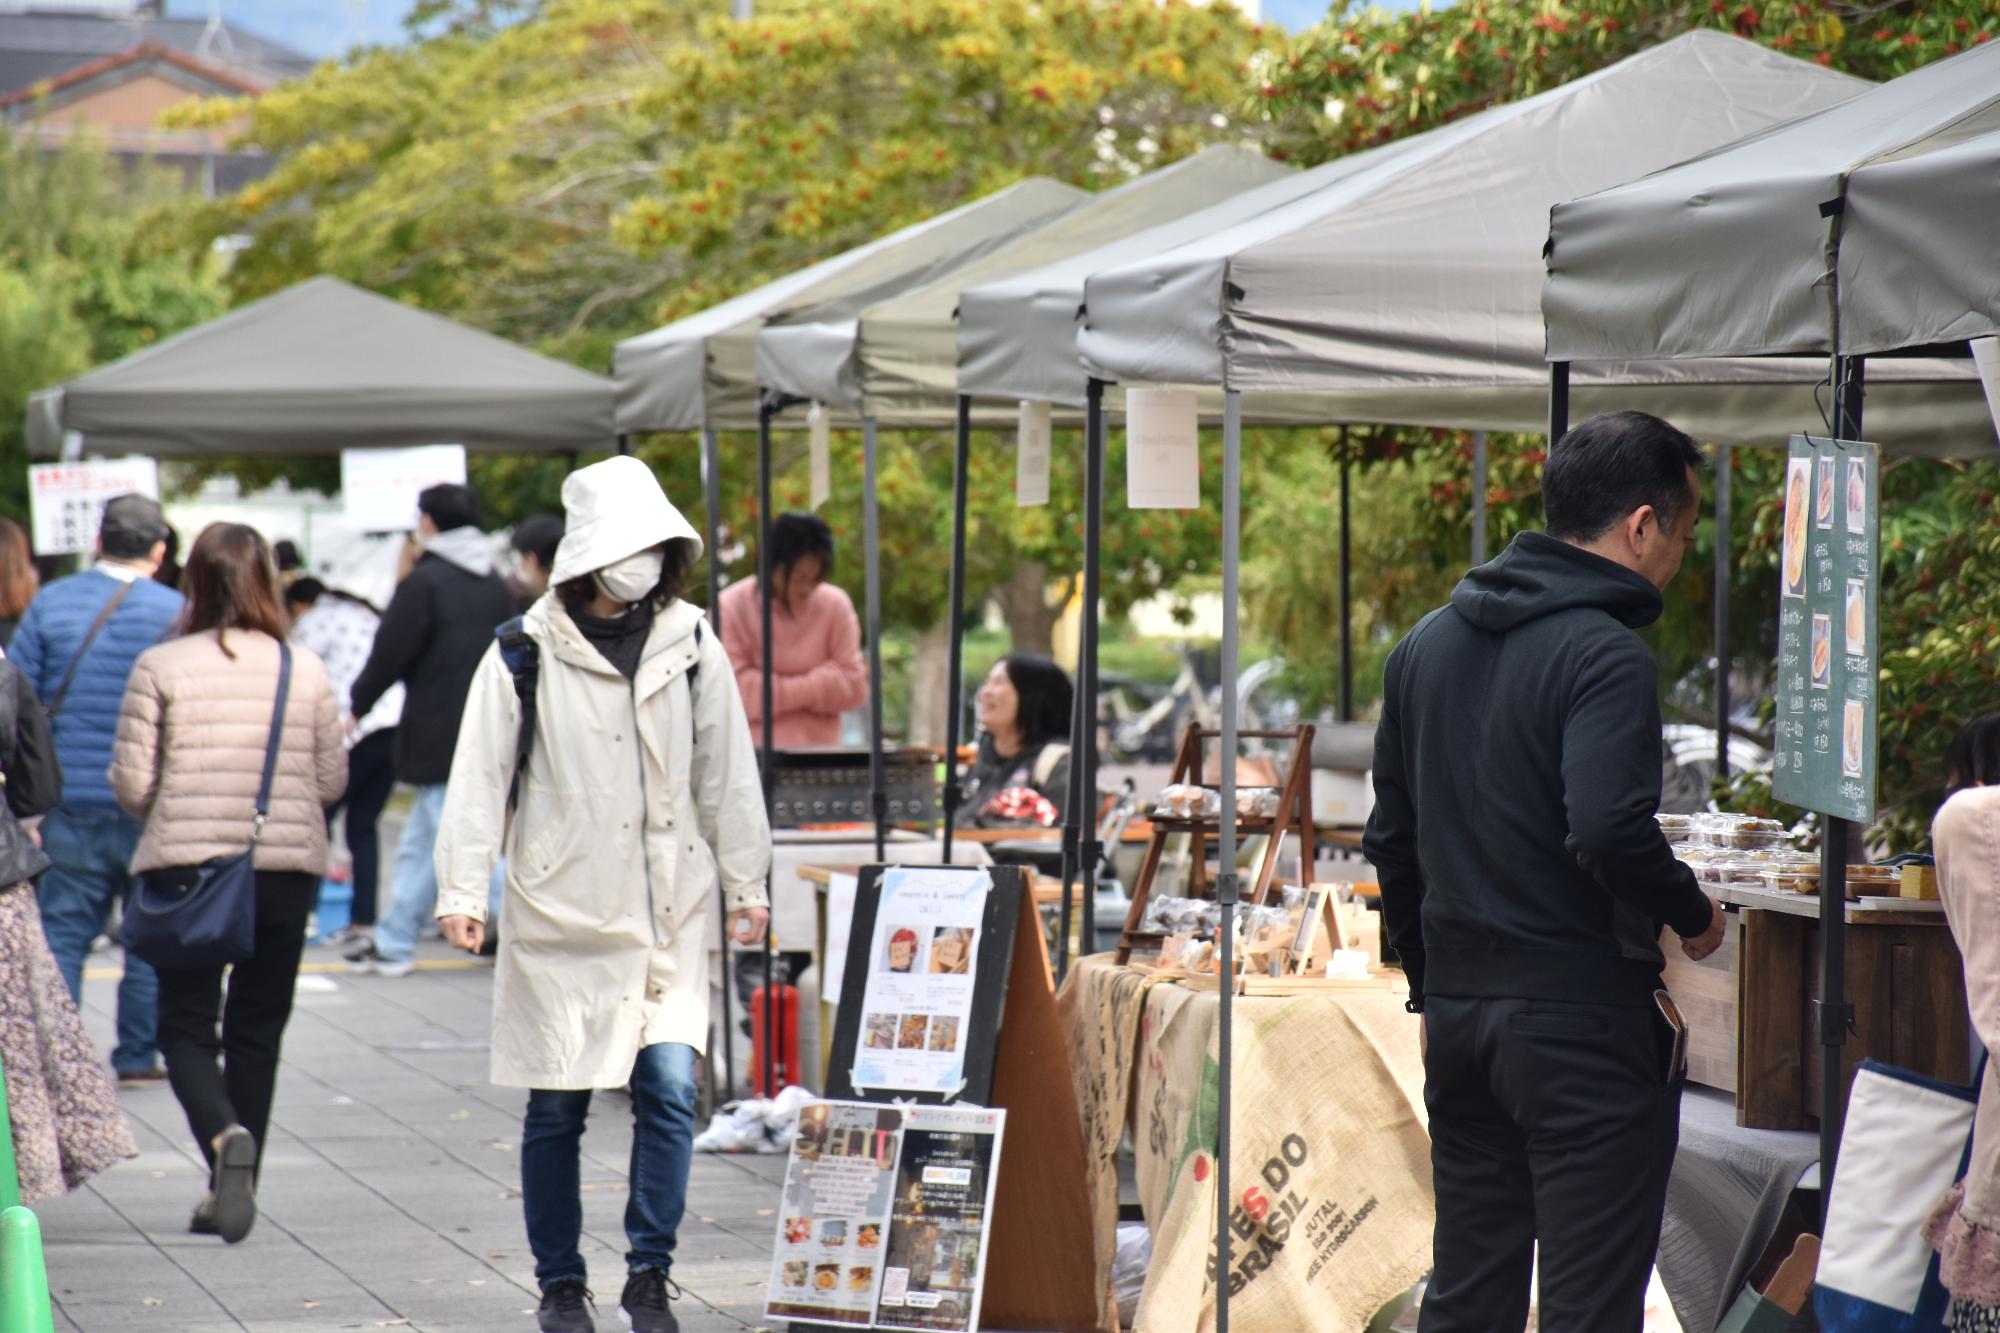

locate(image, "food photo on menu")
[[1782, 456, 1810, 599], [1846, 578, 1867, 658], [1846, 455, 1867, 533], [1844, 698, 1866, 778], [1811, 612, 1831, 689], [1815, 453, 1835, 528]]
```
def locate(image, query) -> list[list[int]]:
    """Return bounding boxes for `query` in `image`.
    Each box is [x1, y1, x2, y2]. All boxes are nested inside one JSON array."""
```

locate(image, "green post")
[[0, 1055, 18, 1212], [0, 1207, 51, 1333]]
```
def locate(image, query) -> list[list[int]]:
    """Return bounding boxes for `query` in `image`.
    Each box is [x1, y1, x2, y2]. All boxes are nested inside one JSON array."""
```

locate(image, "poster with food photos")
[[1774, 434, 1878, 822], [766, 1102, 904, 1325], [874, 1105, 1006, 1332], [850, 867, 989, 1096]]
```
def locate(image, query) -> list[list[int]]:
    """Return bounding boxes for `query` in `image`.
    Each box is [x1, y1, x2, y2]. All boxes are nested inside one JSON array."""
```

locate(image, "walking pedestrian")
[[0, 516, 39, 649], [286, 578, 402, 943], [109, 523, 347, 1243], [1363, 411, 1725, 1333], [0, 645, 138, 1202], [718, 511, 866, 748], [7, 494, 184, 1086], [343, 484, 513, 977], [434, 456, 771, 1333]]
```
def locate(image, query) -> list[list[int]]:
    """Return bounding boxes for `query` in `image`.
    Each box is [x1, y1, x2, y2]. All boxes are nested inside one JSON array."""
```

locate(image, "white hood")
[[548, 455, 703, 587], [424, 525, 493, 577]]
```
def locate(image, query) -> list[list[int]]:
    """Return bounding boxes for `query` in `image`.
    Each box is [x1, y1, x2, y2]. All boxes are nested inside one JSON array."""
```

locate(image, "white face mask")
[[594, 549, 664, 604]]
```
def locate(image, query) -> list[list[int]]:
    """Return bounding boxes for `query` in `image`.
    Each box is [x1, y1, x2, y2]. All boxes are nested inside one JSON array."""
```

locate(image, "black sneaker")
[[210, 1125, 258, 1244], [537, 1279, 595, 1333], [619, 1269, 680, 1333]]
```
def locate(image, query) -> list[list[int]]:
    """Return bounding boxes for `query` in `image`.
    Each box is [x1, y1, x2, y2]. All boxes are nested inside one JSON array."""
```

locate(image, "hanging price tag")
[[809, 403, 831, 510], [1125, 387, 1200, 510], [1016, 400, 1052, 507]]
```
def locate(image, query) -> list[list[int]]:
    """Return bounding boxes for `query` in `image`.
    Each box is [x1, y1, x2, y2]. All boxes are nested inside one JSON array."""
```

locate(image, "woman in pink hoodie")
[[717, 512, 867, 749]]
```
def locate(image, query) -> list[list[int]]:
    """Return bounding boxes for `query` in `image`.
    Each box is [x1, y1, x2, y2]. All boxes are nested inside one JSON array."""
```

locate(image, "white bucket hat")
[[547, 455, 703, 587]]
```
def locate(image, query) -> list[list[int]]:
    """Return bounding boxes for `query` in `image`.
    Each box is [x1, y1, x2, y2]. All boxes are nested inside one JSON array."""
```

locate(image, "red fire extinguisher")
[[750, 983, 798, 1096]]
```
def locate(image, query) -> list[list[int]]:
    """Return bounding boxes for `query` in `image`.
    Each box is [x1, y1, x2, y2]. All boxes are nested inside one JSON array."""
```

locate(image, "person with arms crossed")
[[1363, 410, 1727, 1333]]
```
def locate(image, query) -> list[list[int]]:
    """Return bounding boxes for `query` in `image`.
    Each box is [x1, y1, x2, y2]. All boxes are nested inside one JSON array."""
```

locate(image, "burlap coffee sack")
[[1133, 984, 1433, 1333], [1057, 955, 1183, 1329]]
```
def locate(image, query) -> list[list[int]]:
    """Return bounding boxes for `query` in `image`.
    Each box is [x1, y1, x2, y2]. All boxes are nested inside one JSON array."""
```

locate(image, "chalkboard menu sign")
[[1773, 434, 1878, 822]]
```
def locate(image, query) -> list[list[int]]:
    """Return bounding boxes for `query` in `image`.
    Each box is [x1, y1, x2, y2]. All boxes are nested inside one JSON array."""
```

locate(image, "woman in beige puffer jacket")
[[110, 523, 346, 1244]]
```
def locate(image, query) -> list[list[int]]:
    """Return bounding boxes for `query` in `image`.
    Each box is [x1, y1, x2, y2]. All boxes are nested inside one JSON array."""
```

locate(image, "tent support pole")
[[1819, 354, 1866, 1194], [862, 416, 888, 862], [940, 395, 972, 863], [1549, 362, 1570, 442], [1338, 425, 1353, 724], [1714, 443, 1732, 782], [1078, 377, 1106, 960], [616, 433, 631, 456], [1056, 618, 1084, 985], [1471, 430, 1489, 565], [756, 394, 778, 1098], [1216, 389, 1243, 1333], [701, 422, 733, 1100]]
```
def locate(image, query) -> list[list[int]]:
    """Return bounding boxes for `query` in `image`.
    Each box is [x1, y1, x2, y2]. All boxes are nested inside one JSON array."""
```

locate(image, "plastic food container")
[[1760, 867, 1821, 895], [1656, 814, 1696, 844], [1694, 814, 1791, 850]]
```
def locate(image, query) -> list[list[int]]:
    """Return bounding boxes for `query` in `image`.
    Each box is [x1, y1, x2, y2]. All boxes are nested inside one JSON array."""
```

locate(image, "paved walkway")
[[42, 942, 784, 1333]]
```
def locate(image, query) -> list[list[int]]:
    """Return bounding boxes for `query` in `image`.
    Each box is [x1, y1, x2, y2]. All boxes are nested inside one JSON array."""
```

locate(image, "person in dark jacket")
[[8, 494, 184, 1085], [344, 484, 514, 977], [506, 514, 564, 614], [1363, 410, 1725, 1333], [957, 654, 1073, 828]]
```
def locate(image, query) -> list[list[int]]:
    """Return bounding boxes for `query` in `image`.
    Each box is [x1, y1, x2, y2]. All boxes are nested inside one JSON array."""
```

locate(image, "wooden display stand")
[[1115, 724, 1316, 964]]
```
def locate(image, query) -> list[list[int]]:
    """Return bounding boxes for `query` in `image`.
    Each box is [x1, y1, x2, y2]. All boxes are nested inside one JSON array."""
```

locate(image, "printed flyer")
[[766, 1102, 905, 1325], [766, 1101, 1006, 1332], [851, 867, 992, 1096]]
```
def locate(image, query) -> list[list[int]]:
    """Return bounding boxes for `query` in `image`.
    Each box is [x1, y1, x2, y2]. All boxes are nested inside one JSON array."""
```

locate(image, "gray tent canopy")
[[27, 276, 618, 457], [1075, 31, 1989, 455], [612, 178, 1084, 434], [1545, 38, 2000, 363]]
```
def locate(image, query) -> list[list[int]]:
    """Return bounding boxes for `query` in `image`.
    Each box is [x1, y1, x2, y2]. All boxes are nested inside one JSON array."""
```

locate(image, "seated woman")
[[957, 654, 1073, 828]]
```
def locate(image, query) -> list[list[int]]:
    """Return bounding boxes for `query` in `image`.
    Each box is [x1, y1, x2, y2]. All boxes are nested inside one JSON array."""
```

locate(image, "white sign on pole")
[[1015, 401, 1052, 507], [340, 445, 468, 532], [1125, 387, 1200, 510], [1973, 337, 2000, 442], [27, 457, 161, 556], [809, 404, 832, 511]]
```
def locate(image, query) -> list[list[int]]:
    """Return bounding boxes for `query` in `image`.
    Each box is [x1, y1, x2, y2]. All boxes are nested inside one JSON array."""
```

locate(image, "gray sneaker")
[[537, 1280, 595, 1333], [343, 940, 413, 978]]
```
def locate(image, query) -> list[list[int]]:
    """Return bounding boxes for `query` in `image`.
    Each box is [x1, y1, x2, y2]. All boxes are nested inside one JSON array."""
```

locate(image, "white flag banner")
[[341, 445, 467, 532], [809, 403, 831, 511], [1973, 337, 2000, 443], [1125, 387, 1200, 510], [27, 457, 161, 556], [1016, 400, 1052, 507]]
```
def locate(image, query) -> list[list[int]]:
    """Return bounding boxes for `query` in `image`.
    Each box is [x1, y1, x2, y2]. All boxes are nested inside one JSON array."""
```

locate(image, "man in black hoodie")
[[345, 484, 516, 977], [1364, 411, 1725, 1332]]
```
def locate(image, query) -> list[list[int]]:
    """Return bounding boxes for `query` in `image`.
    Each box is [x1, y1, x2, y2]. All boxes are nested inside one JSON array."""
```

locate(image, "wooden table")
[[1661, 884, 1965, 1130]]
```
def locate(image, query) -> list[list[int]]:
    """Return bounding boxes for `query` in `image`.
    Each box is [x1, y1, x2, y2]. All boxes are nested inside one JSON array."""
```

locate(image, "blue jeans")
[[375, 784, 505, 962], [521, 1043, 698, 1289], [35, 804, 159, 1074]]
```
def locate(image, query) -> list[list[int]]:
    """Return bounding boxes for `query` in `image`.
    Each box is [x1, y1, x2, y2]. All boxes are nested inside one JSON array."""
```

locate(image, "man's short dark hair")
[[771, 511, 835, 577], [511, 514, 564, 568], [1542, 411, 1706, 544], [418, 483, 480, 533], [273, 539, 302, 572], [99, 493, 169, 560], [286, 576, 326, 610]]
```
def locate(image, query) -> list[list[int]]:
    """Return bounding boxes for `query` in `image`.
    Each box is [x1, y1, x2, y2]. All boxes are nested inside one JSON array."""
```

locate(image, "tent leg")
[[616, 433, 632, 456], [1079, 378, 1107, 958], [1471, 430, 1489, 565], [941, 395, 972, 862], [862, 417, 888, 862], [757, 396, 778, 1098], [1819, 354, 1867, 1193], [1216, 389, 1243, 1333], [1549, 362, 1571, 442], [1714, 442, 1732, 782], [1338, 426, 1352, 724], [1056, 635, 1084, 985], [701, 423, 733, 1098]]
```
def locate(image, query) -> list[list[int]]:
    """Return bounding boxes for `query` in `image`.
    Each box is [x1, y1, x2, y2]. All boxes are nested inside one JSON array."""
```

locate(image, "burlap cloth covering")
[[1058, 956, 1434, 1332]]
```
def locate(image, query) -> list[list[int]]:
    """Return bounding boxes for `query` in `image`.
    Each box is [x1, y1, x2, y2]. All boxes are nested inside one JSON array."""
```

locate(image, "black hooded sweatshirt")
[[1362, 531, 1714, 1013]]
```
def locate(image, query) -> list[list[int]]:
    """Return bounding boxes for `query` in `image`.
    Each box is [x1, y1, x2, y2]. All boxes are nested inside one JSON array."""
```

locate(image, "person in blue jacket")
[[8, 494, 184, 1085]]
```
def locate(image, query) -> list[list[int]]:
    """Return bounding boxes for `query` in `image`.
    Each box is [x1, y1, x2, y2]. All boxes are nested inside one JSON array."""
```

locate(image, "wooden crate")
[[1661, 912, 1743, 1094]]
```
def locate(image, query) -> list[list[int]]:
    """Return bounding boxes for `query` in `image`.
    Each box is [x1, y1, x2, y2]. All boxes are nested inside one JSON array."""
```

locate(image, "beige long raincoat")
[[434, 594, 770, 1090]]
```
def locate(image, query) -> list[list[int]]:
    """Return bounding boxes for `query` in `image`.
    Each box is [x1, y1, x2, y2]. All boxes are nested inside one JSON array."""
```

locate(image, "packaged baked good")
[[1154, 784, 1222, 819], [1693, 813, 1790, 850], [1655, 813, 1697, 845], [1759, 866, 1820, 895], [1236, 787, 1282, 818]]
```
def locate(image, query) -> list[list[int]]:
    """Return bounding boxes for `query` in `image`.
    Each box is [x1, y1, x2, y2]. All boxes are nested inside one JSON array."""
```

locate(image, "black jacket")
[[350, 551, 516, 786], [0, 659, 60, 885], [1362, 531, 1714, 1013]]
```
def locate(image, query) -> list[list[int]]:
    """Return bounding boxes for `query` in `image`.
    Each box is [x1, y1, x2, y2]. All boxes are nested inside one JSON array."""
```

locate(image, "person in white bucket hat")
[[432, 455, 771, 1333]]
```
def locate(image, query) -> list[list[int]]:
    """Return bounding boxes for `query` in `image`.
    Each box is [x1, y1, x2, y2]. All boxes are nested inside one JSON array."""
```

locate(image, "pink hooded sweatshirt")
[[717, 578, 868, 748]]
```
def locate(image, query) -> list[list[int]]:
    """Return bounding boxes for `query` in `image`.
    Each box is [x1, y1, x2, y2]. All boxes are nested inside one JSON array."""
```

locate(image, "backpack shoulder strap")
[[495, 617, 538, 812], [1032, 741, 1071, 788]]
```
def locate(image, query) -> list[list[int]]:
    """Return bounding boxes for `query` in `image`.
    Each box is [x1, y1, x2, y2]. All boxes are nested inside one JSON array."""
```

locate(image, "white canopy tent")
[[27, 276, 618, 458]]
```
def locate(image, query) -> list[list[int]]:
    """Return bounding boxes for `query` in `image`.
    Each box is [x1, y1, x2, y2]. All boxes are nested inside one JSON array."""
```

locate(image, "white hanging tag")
[[1974, 338, 2000, 443], [808, 402, 831, 510], [1016, 400, 1052, 507], [1125, 386, 1200, 510]]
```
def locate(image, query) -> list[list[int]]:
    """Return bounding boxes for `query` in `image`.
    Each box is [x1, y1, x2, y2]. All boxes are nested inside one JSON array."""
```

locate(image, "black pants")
[[154, 873, 316, 1177], [1418, 994, 1681, 1333], [327, 729, 396, 926]]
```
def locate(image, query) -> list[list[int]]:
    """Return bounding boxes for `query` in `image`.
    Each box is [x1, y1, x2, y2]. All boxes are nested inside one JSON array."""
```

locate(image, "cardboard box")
[[1902, 864, 1939, 899]]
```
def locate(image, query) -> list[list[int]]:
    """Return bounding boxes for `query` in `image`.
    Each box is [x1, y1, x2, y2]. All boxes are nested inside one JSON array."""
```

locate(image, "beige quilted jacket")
[[110, 629, 348, 875]]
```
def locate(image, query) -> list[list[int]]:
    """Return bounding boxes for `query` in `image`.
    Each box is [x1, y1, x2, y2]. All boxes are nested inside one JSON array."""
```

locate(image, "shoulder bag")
[[124, 643, 291, 970]]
